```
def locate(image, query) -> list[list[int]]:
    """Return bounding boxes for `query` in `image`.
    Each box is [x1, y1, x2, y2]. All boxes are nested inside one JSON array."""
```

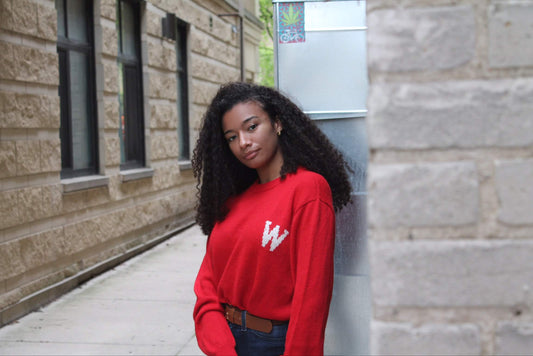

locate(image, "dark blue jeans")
[[228, 317, 288, 356]]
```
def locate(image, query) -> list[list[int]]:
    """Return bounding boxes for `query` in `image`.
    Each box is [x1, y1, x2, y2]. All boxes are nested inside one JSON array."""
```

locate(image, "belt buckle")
[[225, 305, 236, 324]]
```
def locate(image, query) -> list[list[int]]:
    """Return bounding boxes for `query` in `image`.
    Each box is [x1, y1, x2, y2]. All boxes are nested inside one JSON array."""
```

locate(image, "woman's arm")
[[284, 197, 335, 355], [193, 251, 237, 356]]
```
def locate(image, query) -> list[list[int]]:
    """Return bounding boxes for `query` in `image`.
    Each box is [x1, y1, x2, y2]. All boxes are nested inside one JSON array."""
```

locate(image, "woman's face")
[[222, 101, 283, 183]]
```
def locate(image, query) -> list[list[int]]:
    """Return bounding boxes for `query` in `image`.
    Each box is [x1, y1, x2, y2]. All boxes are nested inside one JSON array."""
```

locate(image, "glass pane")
[[123, 64, 141, 162], [315, 118, 368, 273], [278, 30, 367, 114], [315, 118, 367, 192], [317, 117, 369, 356], [333, 195, 368, 274], [177, 77, 189, 160], [176, 27, 184, 71], [67, 0, 88, 42], [277, 1, 367, 115], [305, 0, 365, 30], [58, 49, 70, 169], [56, 0, 66, 38], [118, 62, 144, 166], [69, 51, 92, 170], [118, 62, 126, 163], [325, 274, 370, 355], [176, 24, 189, 160], [120, 1, 136, 56]]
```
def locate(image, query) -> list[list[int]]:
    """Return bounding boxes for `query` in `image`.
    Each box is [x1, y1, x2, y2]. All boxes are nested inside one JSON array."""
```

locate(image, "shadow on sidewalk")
[[0, 225, 207, 356]]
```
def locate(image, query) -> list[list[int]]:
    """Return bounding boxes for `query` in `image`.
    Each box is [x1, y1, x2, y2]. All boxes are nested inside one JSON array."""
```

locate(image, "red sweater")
[[193, 168, 335, 355]]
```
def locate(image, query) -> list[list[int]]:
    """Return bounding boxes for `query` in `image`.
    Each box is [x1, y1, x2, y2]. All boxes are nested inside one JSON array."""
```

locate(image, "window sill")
[[120, 168, 154, 182], [62, 175, 110, 193], [178, 160, 192, 170]]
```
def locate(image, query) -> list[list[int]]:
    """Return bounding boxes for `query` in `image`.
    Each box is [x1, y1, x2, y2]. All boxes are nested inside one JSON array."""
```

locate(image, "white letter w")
[[262, 220, 289, 252]]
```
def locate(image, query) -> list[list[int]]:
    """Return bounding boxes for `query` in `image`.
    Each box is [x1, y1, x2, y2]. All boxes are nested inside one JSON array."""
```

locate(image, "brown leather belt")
[[224, 304, 288, 334]]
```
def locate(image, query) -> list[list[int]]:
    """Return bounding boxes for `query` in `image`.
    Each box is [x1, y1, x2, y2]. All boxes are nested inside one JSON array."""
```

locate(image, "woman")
[[192, 82, 352, 356]]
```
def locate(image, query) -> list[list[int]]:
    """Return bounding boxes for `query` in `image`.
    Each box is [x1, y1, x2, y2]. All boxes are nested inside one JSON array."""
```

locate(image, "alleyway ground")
[[0, 225, 206, 355]]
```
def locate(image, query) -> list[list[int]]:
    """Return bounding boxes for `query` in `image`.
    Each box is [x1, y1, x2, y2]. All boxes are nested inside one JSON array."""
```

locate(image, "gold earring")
[[277, 130, 281, 136]]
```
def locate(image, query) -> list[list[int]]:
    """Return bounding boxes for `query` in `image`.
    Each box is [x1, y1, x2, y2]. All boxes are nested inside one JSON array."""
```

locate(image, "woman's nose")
[[238, 134, 251, 148]]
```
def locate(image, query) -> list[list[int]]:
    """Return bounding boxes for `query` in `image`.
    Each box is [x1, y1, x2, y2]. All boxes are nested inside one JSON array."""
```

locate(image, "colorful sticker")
[[278, 2, 305, 44]]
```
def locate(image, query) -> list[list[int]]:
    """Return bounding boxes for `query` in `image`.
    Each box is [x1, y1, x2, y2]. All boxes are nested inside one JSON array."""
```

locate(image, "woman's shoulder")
[[285, 168, 332, 202], [288, 167, 327, 184]]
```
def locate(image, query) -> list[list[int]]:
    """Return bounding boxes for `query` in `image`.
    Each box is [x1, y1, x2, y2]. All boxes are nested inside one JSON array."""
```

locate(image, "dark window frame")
[[117, 0, 145, 170], [176, 19, 190, 161], [57, 0, 99, 179]]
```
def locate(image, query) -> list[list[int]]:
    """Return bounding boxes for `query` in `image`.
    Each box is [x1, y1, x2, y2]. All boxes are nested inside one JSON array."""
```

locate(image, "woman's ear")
[[274, 119, 283, 133]]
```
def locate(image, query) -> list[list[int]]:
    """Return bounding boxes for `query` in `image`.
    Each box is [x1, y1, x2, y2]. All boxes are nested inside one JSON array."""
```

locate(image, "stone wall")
[[0, 0, 261, 326], [366, 1, 533, 354]]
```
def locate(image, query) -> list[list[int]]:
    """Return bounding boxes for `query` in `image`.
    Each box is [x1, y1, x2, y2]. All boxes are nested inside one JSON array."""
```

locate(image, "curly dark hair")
[[192, 82, 352, 235]]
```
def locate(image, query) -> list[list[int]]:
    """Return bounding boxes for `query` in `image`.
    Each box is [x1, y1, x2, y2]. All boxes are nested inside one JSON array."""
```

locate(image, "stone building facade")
[[0, 0, 262, 326], [367, 1, 533, 354]]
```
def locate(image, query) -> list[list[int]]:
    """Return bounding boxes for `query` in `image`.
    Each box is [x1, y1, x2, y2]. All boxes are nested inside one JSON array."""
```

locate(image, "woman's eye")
[[248, 124, 258, 131], [226, 135, 236, 143]]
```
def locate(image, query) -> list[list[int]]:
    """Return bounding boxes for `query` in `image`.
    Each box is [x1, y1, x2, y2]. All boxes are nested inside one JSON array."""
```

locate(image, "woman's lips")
[[244, 150, 258, 160]]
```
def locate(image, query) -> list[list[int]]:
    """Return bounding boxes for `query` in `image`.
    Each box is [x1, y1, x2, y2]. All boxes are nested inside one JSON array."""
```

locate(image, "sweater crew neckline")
[[248, 168, 307, 193], [249, 175, 282, 193]]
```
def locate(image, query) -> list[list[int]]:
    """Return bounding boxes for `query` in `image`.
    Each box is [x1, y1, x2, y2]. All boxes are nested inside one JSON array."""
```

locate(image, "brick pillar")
[[366, 1, 533, 355]]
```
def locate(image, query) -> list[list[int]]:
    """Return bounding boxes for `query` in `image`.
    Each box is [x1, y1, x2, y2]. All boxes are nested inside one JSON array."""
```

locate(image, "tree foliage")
[[259, 0, 274, 40], [258, 0, 274, 87]]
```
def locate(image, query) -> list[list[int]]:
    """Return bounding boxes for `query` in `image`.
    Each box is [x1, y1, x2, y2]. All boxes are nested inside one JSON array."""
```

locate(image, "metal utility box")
[[274, 1, 369, 354]]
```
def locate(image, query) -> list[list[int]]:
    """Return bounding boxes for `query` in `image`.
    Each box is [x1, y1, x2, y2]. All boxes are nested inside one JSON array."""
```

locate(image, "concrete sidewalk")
[[0, 225, 207, 355]]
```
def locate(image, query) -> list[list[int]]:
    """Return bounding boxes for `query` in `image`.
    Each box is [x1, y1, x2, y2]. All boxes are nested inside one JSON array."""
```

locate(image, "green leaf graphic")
[[281, 4, 301, 27]]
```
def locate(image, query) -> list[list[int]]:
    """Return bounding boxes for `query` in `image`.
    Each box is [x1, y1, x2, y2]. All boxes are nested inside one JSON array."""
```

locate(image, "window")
[[56, 0, 98, 178], [176, 20, 189, 161], [117, 0, 145, 169]]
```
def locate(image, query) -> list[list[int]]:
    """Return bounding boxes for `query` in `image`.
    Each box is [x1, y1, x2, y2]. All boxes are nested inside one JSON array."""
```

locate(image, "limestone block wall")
[[367, 1, 533, 354], [0, 0, 261, 326]]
